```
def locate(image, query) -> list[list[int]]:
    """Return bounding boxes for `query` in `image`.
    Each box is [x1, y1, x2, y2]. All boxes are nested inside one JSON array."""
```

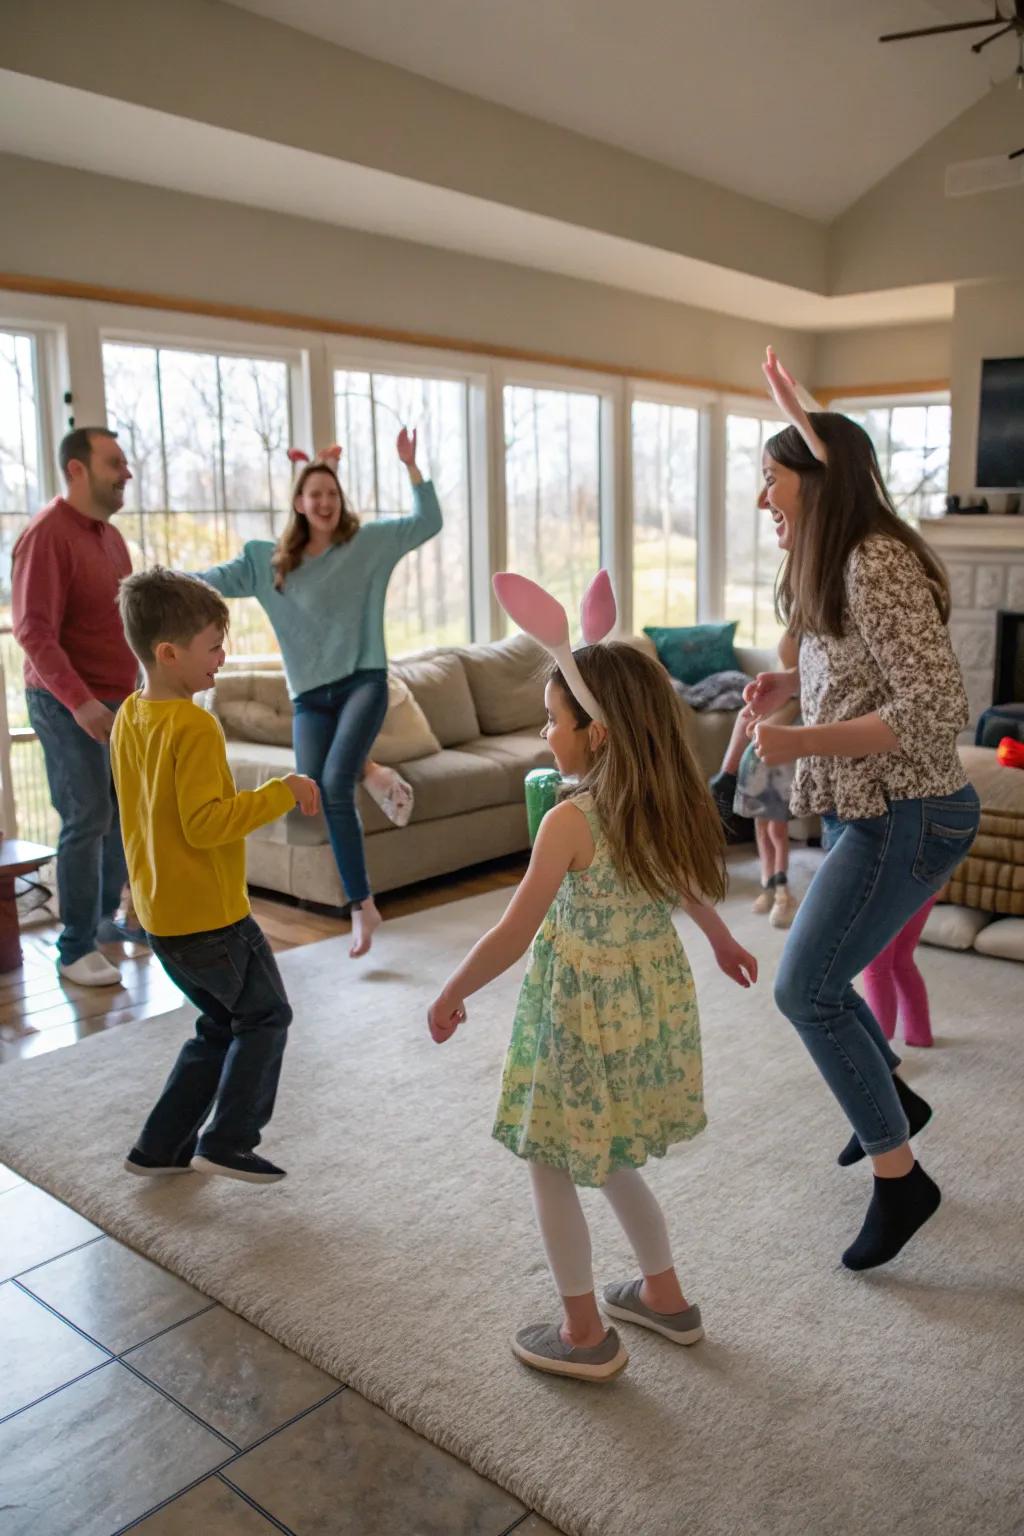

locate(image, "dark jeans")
[[138, 916, 292, 1161], [292, 669, 389, 906], [27, 688, 127, 965], [774, 785, 980, 1155]]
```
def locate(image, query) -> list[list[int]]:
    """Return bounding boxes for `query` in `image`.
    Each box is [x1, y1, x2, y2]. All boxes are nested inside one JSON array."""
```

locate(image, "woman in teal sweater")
[[198, 429, 442, 957]]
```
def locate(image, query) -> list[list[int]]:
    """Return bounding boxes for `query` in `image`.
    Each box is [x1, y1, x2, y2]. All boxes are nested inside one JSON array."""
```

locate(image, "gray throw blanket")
[[672, 670, 750, 712]]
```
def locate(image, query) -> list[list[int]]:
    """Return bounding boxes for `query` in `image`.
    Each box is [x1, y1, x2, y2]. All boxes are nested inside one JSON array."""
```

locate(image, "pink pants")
[[862, 895, 938, 1047]]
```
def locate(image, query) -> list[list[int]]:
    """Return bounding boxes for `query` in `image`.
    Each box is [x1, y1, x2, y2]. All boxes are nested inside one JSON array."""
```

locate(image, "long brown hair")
[[551, 642, 726, 906], [271, 460, 360, 591], [768, 412, 951, 638]]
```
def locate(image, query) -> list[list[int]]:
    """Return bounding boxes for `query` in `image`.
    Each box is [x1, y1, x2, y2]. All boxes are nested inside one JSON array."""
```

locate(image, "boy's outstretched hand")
[[713, 937, 758, 989], [284, 773, 321, 816], [428, 990, 466, 1044]]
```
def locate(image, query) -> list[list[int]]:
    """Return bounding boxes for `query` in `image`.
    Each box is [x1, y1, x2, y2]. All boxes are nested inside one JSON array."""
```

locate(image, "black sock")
[[842, 1163, 941, 1270], [837, 1075, 932, 1167]]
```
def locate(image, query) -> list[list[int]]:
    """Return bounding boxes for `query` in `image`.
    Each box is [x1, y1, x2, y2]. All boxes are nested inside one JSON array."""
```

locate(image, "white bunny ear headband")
[[492, 569, 617, 725]]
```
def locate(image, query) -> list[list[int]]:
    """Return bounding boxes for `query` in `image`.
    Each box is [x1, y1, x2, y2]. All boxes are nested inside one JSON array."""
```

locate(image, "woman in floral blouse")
[[742, 349, 979, 1274]]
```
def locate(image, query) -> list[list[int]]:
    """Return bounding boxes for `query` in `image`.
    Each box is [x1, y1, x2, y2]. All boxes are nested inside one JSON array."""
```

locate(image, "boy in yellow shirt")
[[111, 568, 319, 1184]]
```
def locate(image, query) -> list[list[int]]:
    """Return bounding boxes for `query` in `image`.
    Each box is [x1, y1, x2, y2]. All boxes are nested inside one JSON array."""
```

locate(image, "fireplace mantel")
[[918, 517, 1024, 724], [919, 515, 1024, 553]]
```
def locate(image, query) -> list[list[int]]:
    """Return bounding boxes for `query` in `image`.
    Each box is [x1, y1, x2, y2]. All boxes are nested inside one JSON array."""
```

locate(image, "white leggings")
[[528, 1160, 675, 1298]]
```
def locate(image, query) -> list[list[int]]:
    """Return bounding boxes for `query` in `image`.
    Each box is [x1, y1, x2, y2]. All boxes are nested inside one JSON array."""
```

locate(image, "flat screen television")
[[976, 356, 1024, 490]]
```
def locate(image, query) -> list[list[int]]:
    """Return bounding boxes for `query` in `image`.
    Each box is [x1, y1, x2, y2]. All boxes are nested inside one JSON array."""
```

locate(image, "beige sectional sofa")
[[211, 634, 781, 908]]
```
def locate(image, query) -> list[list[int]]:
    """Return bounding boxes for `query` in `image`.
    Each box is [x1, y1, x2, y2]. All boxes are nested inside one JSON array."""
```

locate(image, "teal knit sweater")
[[198, 480, 442, 698]]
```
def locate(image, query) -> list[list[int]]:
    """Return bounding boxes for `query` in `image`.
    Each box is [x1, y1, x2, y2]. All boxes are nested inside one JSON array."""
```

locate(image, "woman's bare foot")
[[350, 897, 382, 958]]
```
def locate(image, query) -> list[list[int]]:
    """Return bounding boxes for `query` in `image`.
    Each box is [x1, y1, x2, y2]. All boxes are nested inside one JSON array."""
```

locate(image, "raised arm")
[[372, 428, 443, 557], [192, 545, 259, 600], [762, 347, 828, 465]]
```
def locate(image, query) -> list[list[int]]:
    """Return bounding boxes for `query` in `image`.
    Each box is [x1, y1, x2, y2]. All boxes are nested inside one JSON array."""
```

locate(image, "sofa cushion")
[[972, 916, 1024, 961], [212, 668, 441, 762], [372, 676, 441, 765], [459, 733, 556, 801], [225, 740, 510, 842], [215, 671, 293, 746], [391, 651, 479, 747], [643, 622, 739, 685], [396, 747, 512, 820], [919, 903, 993, 952], [457, 633, 548, 734]]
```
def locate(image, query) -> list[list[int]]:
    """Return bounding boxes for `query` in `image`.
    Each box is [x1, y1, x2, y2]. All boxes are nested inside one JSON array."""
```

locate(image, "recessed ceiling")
[[224, 0, 1003, 220]]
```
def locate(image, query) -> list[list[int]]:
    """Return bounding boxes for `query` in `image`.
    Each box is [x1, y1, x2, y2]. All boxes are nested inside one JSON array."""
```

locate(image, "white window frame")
[[497, 361, 620, 636], [716, 396, 786, 639], [326, 333, 490, 644], [626, 380, 714, 635], [829, 390, 951, 522]]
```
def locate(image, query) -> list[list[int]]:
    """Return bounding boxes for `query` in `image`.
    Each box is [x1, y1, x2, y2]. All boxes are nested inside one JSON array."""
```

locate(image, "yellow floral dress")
[[493, 792, 706, 1187]]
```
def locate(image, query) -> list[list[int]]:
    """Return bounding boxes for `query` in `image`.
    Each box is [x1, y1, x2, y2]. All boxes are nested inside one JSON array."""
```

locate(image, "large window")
[[631, 399, 700, 627], [102, 341, 293, 654], [842, 399, 951, 523], [334, 368, 471, 656], [725, 412, 785, 649], [503, 385, 601, 621], [0, 328, 52, 840]]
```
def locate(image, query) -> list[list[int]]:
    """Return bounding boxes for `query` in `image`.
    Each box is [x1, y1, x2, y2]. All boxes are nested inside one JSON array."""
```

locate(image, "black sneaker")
[[124, 1147, 194, 1176], [191, 1151, 287, 1184]]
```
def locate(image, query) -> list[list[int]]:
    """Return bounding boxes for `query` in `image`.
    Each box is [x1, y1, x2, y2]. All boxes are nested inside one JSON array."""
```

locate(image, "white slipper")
[[365, 768, 414, 828]]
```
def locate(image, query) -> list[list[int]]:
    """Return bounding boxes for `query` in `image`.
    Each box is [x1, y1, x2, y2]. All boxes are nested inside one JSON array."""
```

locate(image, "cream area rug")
[[1, 847, 1022, 1536]]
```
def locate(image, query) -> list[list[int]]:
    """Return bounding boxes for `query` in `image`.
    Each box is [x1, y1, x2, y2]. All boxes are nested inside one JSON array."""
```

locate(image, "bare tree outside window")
[[844, 402, 951, 523], [0, 329, 44, 729], [334, 369, 471, 657], [102, 342, 292, 656], [503, 386, 600, 622], [725, 413, 785, 649], [632, 400, 699, 627]]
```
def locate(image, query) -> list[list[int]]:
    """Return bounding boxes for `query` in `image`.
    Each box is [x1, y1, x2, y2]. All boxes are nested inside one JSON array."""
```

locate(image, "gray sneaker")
[[601, 1279, 704, 1344], [512, 1323, 628, 1381]]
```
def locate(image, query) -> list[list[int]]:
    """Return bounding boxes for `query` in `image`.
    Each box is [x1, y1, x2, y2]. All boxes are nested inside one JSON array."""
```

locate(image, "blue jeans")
[[139, 916, 292, 1160], [774, 785, 980, 1155], [292, 670, 389, 906], [27, 688, 127, 966]]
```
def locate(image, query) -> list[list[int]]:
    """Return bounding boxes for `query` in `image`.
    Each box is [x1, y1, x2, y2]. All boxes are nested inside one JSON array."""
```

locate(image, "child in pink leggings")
[[862, 897, 938, 1047]]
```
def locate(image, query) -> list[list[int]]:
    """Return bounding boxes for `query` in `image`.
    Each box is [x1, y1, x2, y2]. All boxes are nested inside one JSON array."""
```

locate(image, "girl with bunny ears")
[[196, 430, 441, 957], [428, 571, 757, 1383]]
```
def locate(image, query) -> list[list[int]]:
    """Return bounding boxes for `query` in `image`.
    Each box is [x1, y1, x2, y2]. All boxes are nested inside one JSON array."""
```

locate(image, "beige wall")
[[0, 0, 826, 294], [831, 82, 1024, 295], [814, 322, 951, 395], [949, 279, 1024, 498], [0, 153, 819, 392]]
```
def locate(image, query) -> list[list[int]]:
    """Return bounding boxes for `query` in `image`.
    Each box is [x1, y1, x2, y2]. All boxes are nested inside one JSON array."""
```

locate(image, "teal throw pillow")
[[643, 622, 739, 686]]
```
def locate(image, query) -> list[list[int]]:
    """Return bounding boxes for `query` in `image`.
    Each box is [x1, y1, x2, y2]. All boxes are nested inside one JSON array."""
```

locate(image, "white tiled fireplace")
[[918, 516, 1024, 727]]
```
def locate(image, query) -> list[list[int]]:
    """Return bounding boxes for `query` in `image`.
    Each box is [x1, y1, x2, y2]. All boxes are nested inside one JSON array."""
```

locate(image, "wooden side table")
[[0, 839, 57, 973]]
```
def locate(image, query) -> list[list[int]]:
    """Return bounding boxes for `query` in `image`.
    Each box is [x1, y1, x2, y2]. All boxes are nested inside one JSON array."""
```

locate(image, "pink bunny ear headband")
[[492, 569, 616, 725], [287, 444, 342, 469]]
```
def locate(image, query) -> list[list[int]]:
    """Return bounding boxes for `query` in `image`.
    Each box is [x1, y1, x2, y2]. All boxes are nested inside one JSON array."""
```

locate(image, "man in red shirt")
[[13, 427, 140, 986]]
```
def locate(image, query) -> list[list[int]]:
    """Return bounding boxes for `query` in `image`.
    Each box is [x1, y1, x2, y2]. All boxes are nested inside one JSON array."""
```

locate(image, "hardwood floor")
[[0, 855, 527, 1065]]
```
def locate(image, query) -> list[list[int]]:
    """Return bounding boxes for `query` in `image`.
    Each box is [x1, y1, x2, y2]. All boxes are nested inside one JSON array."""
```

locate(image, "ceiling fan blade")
[[1009, 146, 1024, 159], [879, 18, 1006, 43], [972, 21, 1017, 49]]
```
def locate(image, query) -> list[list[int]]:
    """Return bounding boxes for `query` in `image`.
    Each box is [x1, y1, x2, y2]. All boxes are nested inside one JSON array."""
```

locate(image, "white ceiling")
[[225, 0, 1006, 220], [0, 70, 955, 330]]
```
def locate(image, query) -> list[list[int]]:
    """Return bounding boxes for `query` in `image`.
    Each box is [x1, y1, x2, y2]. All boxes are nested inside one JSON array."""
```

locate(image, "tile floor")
[[1, 1168, 562, 1536]]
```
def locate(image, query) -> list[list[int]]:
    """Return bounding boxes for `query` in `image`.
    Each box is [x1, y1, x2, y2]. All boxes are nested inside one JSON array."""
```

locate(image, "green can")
[[524, 767, 563, 843]]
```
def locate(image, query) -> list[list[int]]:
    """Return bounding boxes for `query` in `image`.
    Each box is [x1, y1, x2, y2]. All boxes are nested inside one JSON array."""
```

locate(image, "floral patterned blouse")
[[791, 534, 969, 821]]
